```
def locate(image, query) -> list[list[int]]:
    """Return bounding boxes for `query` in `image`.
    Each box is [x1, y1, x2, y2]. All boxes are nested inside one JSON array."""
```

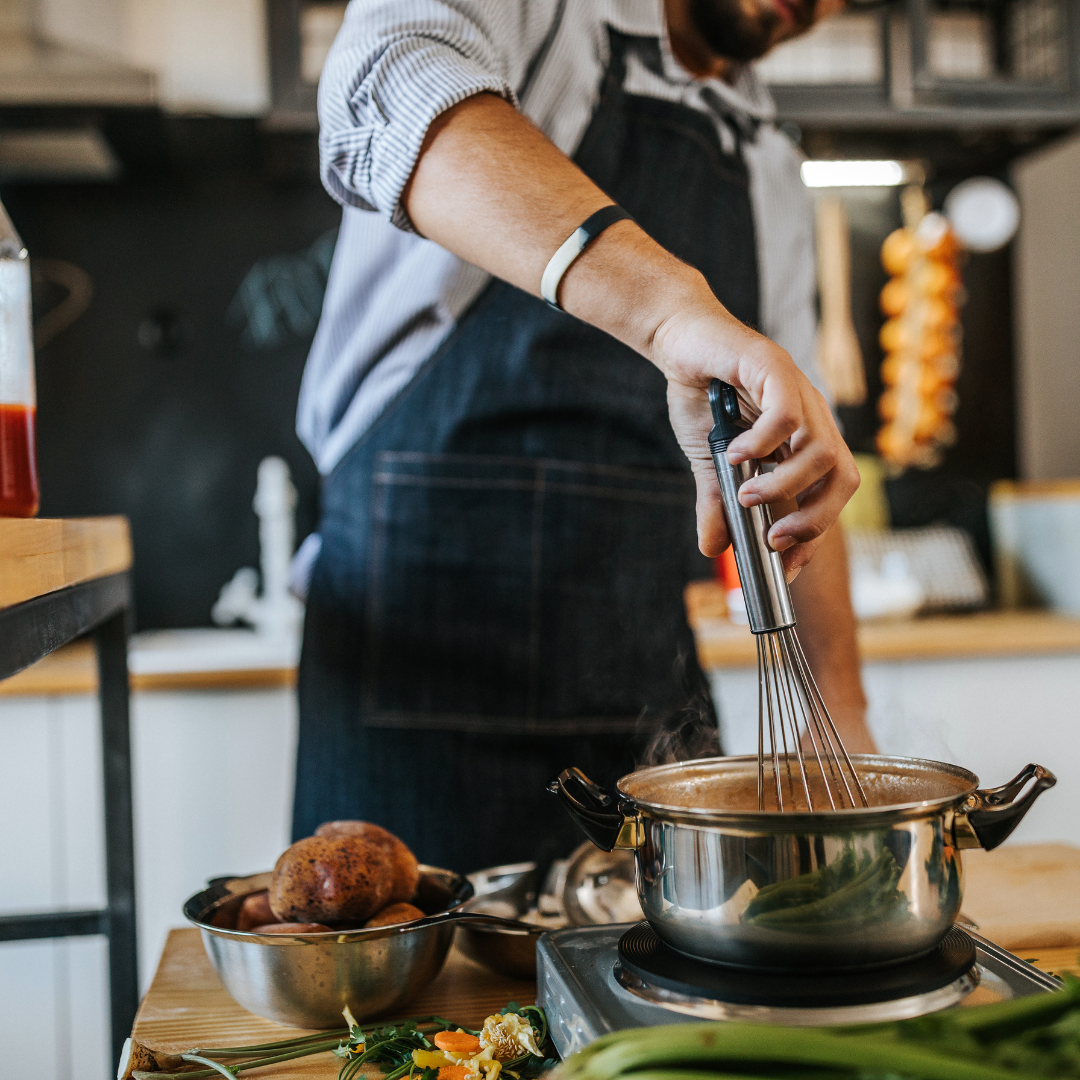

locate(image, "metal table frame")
[[0, 571, 135, 1069]]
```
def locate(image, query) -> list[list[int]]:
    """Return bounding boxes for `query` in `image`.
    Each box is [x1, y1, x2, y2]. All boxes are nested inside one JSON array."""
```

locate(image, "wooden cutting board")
[[960, 843, 1080, 951], [126, 928, 536, 1078]]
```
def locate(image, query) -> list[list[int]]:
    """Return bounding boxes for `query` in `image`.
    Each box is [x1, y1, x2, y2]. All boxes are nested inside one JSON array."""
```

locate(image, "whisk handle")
[[708, 379, 795, 635]]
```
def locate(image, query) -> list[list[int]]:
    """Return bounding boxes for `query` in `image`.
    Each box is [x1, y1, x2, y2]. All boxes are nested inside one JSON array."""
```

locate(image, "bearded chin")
[[689, 0, 782, 62]]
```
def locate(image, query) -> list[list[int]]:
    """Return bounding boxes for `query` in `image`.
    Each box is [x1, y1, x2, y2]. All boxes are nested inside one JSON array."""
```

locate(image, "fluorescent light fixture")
[[801, 159, 906, 188]]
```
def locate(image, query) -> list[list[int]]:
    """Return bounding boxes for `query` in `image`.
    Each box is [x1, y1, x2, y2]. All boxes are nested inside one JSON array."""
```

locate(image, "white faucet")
[[212, 457, 305, 638]]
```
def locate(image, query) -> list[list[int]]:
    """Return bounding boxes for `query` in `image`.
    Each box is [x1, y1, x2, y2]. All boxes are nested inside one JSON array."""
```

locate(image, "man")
[[293, 0, 872, 869]]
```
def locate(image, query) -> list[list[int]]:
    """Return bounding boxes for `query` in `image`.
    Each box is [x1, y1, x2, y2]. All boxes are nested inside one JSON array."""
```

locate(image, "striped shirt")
[[297, 0, 822, 476]]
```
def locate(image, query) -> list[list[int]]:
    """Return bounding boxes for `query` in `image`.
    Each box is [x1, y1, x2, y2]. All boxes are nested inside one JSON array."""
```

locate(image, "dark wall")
[[1, 114, 341, 629], [0, 114, 1032, 622]]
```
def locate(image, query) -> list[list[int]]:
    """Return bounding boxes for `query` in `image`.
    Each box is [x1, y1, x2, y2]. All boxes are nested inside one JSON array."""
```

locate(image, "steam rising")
[[636, 646, 722, 767]]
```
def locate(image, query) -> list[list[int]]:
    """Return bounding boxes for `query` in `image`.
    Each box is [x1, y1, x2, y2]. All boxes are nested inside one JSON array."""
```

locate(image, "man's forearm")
[[789, 524, 876, 753], [402, 91, 860, 565], [404, 93, 698, 356]]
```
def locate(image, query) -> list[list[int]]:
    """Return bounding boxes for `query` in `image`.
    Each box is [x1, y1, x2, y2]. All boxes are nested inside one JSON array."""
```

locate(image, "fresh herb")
[[335, 1011, 467, 1080], [131, 1003, 554, 1080]]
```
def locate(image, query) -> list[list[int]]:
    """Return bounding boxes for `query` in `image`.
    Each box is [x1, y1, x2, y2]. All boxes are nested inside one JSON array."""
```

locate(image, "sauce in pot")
[[621, 758, 974, 814]]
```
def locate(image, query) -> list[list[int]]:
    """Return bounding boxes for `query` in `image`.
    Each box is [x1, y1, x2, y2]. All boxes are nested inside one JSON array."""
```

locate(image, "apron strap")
[[518, 0, 570, 102]]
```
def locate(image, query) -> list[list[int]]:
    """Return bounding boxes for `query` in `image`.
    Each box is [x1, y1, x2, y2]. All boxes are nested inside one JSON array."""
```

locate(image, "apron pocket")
[[533, 460, 698, 720], [365, 452, 698, 731], [366, 452, 542, 723]]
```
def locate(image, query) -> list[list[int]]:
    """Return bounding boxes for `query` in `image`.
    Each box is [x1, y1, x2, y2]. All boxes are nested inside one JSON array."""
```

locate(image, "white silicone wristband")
[[540, 206, 632, 310]]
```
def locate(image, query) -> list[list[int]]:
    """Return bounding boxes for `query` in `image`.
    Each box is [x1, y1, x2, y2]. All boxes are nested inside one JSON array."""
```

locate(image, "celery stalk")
[[567, 1022, 1026, 1080]]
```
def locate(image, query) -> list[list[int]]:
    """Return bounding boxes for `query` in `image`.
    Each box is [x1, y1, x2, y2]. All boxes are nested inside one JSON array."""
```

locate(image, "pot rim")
[[183, 865, 472, 944], [616, 753, 980, 829]]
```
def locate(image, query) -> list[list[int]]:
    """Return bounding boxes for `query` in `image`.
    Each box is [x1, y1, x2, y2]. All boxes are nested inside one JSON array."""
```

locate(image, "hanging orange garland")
[[876, 207, 964, 471]]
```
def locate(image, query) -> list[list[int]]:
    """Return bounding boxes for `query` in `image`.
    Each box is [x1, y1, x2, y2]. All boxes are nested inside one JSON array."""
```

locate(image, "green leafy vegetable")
[[742, 848, 908, 932], [555, 975, 1080, 1080]]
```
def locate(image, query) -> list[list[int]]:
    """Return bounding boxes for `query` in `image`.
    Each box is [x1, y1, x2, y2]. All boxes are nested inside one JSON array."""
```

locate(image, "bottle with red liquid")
[[0, 198, 39, 517]]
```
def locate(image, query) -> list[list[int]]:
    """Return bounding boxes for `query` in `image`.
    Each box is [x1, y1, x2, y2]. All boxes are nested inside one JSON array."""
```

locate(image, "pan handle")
[[952, 763, 1057, 851], [548, 767, 644, 852]]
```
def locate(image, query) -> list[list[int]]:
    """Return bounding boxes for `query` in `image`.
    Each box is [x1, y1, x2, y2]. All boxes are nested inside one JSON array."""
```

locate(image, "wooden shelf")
[[688, 581, 1080, 669], [0, 516, 132, 610]]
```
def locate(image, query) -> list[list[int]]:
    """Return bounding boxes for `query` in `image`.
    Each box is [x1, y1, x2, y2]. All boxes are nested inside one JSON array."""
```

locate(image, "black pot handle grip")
[[548, 767, 625, 852], [968, 763, 1057, 851]]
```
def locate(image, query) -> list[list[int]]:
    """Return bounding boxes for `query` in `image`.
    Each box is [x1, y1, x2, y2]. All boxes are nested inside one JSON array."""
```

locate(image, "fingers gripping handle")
[[708, 379, 795, 635]]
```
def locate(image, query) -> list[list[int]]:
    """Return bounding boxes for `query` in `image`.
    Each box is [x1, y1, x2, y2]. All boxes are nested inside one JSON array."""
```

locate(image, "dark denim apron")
[[293, 28, 760, 872]]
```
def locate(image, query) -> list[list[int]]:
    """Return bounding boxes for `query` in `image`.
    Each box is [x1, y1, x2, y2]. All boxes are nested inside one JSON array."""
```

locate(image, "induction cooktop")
[[537, 922, 1062, 1058]]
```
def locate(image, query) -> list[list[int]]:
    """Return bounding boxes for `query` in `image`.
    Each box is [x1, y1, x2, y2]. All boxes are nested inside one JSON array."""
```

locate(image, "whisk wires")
[[756, 627, 869, 812]]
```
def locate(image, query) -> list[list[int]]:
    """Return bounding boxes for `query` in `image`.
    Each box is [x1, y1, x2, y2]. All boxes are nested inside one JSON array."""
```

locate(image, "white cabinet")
[[130, 686, 297, 991], [0, 695, 109, 1080], [0, 677, 297, 1080]]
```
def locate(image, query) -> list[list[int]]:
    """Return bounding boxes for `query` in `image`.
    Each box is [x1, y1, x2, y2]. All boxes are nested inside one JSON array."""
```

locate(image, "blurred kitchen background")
[[3, 0, 1080, 1076]]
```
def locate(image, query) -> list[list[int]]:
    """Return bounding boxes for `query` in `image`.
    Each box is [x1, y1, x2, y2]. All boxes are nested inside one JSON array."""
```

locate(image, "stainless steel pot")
[[551, 755, 1055, 971], [184, 866, 527, 1027]]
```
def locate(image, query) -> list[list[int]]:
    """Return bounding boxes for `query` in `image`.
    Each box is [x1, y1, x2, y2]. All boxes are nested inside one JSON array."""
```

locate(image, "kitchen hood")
[[0, 0, 156, 108]]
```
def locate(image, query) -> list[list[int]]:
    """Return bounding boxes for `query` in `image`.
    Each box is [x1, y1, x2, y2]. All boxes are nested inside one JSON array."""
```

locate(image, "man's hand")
[[406, 93, 859, 568], [647, 275, 860, 572]]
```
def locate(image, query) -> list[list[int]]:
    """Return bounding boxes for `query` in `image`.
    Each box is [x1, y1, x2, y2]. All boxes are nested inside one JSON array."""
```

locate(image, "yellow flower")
[[479, 1014, 542, 1061]]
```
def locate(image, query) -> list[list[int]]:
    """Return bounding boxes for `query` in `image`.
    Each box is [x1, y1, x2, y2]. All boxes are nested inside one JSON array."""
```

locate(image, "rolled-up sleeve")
[[319, 0, 535, 231]]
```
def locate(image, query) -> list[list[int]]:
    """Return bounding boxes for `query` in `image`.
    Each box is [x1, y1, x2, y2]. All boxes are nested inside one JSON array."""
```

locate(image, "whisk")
[[708, 379, 869, 813]]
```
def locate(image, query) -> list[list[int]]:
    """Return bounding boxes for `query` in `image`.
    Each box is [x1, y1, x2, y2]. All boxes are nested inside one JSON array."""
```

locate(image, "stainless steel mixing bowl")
[[183, 866, 471, 1028], [552, 754, 1056, 971], [456, 862, 547, 979]]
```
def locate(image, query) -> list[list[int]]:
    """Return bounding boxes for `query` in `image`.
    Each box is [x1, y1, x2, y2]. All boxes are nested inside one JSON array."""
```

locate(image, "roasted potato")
[[314, 821, 420, 904], [236, 890, 277, 931], [251, 922, 332, 934], [269, 835, 393, 923], [364, 902, 425, 928]]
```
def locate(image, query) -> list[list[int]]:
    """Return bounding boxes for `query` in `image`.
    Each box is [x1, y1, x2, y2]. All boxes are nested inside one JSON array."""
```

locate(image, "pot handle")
[[548, 767, 642, 852], [956, 763, 1057, 851]]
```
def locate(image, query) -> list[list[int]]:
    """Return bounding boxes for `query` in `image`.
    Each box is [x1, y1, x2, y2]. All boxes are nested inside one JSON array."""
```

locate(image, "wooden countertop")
[[124, 932, 1080, 1080], [0, 516, 131, 610], [6, 574, 1080, 696], [126, 929, 536, 1079], [962, 845, 1080, 952], [687, 580, 1080, 669], [129, 854, 1080, 1080], [0, 639, 297, 697]]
